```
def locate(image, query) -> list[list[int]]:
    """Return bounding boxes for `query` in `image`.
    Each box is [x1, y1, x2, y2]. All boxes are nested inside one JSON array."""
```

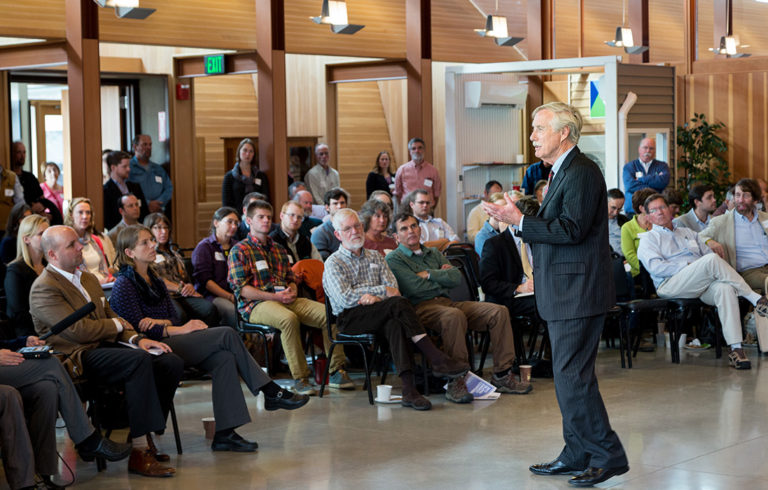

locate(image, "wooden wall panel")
[[336, 82, 396, 208], [554, 0, 580, 59], [649, 0, 685, 64], [377, 79, 408, 168]]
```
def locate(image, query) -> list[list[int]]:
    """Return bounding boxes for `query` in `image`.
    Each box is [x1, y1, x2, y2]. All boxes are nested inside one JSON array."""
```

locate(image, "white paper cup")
[[202, 417, 215, 439], [376, 384, 392, 401]]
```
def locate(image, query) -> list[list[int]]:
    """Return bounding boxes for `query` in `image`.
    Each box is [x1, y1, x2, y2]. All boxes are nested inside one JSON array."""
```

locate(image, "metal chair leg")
[[170, 402, 182, 455], [319, 344, 336, 398]]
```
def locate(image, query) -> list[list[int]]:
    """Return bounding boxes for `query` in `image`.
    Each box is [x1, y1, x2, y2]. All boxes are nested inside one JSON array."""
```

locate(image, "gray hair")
[[331, 208, 360, 232], [532, 102, 582, 144]]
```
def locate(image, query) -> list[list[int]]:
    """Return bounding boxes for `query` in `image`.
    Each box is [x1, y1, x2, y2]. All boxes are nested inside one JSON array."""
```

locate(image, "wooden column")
[[65, 0, 103, 227], [0, 71, 9, 170], [684, 0, 697, 74], [406, 0, 433, 163], [169, 76, 197, 248], [527, 0, 553, 62], [629, 0, 650, 64], [256, 0, 288, 209]]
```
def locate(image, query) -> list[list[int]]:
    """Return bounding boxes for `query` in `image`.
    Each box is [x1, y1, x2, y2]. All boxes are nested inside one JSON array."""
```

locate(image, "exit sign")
[[204, 54, 225, 75]]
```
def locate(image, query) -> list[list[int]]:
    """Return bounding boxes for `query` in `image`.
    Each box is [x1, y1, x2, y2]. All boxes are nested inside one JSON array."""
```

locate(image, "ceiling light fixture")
[[93, 0, 155, 19], [708, 1, 750, 57], [604, 0, 648, 54], [310, 0, 365, 35], [473, 0, 523, 47]]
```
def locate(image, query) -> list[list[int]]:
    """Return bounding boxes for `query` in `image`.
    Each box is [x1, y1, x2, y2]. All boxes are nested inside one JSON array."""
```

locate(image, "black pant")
[[82, 346, 184, 438], [172, 295, 220, 327], [337, 296, 424, 375]]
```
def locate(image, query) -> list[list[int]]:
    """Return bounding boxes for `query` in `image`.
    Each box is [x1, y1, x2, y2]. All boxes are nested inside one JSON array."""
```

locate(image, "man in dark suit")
[[103, 150, 149, 230], [484, 102, 628, 487]]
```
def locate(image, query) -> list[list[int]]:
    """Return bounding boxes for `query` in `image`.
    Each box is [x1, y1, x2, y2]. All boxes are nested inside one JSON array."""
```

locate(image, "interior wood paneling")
[[553, 0, 580, 59], [649, 0, 685, 64], [377, 79, 407, 168]]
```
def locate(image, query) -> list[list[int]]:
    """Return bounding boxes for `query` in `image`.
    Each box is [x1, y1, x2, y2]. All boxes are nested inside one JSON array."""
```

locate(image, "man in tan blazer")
[[30, 225, 184, 477], [700, 178, 768, 294]]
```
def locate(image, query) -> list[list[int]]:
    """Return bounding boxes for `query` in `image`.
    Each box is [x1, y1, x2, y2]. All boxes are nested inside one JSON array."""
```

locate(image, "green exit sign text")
[[204, 55, 225, 75]]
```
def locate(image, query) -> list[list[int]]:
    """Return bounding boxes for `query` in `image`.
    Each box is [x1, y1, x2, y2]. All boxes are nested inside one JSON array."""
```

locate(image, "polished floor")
[[14, 343, 768, 489]]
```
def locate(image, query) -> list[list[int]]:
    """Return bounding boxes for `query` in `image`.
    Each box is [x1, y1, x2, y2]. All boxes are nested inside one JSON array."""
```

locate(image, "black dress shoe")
[[211, 432, 258, 452], [529, 459, 585, 476], [568, 465, 629, 487], [264, 389, 310, 411], [78, 436, 132, 462]]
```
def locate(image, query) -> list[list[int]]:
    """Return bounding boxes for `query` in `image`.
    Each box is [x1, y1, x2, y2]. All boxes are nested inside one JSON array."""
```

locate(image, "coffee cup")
[[376, 384, 392, 401], [519, 365, 532, 385], [202, 417, 216, 439]]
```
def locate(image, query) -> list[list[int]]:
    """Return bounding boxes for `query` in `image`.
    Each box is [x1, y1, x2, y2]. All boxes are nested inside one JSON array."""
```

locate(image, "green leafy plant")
[[676, 113, 730, 208]]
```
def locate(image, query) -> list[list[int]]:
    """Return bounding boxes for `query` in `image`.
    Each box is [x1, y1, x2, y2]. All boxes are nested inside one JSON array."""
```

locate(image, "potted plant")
[[676, 113, 730, 207]]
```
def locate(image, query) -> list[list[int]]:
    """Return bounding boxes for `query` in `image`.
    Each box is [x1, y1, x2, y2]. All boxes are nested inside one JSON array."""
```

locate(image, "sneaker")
[[327, 369, 356, 390], [728, 348, 752, 370], [445, 376, 473, 404], [491, 372, 533, 394], [291, 378, 318, 396], [401, 391, 432, 411], [756, 297, 768, 317]]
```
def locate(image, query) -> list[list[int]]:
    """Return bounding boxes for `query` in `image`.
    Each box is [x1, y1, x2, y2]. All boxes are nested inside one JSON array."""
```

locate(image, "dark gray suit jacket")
[[520, 146, 614, 322]]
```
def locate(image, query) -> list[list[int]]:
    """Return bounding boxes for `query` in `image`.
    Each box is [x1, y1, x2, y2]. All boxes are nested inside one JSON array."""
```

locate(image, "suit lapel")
[[538, 146, 580, 215]]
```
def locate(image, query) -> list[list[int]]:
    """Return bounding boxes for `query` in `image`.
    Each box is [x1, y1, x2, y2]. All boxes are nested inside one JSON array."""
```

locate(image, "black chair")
[[233, 294, 282, 375], [444, 243, 481, 291], [319, 296, 389, 405]]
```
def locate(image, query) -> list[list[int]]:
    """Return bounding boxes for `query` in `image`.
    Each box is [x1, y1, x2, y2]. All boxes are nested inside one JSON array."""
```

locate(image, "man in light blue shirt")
[[128, 134, 173, 213], [637, 193, 768, 370]]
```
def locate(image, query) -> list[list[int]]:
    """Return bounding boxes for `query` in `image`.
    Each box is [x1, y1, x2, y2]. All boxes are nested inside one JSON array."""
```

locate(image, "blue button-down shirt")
[[474, 221, 499, 256], [637, 223, 712, 288], [734, 211, 768, 272], [128, 157, 173, 206]]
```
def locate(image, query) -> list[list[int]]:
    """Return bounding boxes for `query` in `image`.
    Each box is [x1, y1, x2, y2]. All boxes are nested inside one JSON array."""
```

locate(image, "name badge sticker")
[[423, 178, 433, 187], [254, 178, 262, 186], [761, 220, 768, 229], [155, 175, 163, 184], [287, 255, 294, 264], [214, 252, 226, 261], [256, 260, 269, 271], [635, 171, 643, 178], [4, 189, 13, 197], [369, 263, 379, 269]]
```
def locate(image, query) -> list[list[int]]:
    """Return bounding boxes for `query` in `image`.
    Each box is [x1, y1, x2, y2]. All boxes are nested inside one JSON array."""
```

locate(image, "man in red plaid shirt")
[[228, 200, 351, 395]]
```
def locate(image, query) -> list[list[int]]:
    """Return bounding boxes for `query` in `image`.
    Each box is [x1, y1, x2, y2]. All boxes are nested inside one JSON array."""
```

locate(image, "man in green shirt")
[[386, 212, 531, 396]]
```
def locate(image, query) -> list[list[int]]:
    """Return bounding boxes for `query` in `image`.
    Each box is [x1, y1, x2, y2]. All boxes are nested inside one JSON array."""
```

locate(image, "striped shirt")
[[322, 246, 398, 316], [227, 234, 295, 319]]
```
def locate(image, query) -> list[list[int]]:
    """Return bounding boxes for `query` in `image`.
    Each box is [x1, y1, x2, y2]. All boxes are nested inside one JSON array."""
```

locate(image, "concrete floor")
[[18, 343, 768, 489]]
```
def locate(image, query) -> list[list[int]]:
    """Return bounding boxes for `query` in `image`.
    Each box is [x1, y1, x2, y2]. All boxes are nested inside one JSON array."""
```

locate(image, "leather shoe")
[[568, 465, 629, 487], [529, 459, 585, 476], [147, 434, 170, 462], [78, 436, 132, 462], [401, 391, 432, 411], [211, 431, 258, 452], [128, 449, 175, 477], [264, 389, 310, 411]]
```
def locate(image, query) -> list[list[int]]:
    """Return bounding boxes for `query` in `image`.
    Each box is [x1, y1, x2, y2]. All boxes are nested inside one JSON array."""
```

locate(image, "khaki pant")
[[249, 298, 345, 379], [414, 297, 516, 373], [740, 265, 768, 295]]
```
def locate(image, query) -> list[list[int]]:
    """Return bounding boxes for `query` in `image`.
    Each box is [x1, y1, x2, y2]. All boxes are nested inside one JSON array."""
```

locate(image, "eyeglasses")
[[339, 223, 363, 233], [647, 205, 668, 215]]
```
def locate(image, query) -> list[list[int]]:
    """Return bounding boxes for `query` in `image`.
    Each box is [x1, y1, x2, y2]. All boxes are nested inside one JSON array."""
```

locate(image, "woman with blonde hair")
[[4, 214, 49, 336], [64, 197, 115, 283]]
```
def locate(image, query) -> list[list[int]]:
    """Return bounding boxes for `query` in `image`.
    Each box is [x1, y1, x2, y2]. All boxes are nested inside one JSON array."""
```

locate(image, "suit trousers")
[[171, 295, 221, 327], [337, 296, 424, 376], [0, 357, 94, 477], [82, 346, 184, 439], [549, 314, 627, 469], [414, 297, 516, 372], [249, 298, 345, 380], [0, 385, 35, 490], [164, 327, 271, 432], [740, 265, 768, 295], [657, 254, 760, 345]]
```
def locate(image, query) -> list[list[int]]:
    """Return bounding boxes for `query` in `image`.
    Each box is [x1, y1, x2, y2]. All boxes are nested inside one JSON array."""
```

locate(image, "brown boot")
[[401, 390, 432, 411], [128, 449, 175, 477]]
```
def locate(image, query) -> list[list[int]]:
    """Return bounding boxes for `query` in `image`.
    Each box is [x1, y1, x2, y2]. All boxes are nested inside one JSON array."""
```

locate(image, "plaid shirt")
[[227, 234, 295, 319], [152, 247, 188, 284], [322, 246, 398, 316]]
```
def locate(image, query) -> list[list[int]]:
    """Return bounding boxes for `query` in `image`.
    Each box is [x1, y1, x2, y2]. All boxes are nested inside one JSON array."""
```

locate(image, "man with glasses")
[[405, 189, 458, 252], [270, 201, 322, 263], [637, 193, 768, 370]]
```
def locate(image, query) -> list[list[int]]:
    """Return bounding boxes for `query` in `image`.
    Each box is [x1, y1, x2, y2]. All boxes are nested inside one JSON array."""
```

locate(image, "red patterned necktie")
[[543, 170, 554, 198]]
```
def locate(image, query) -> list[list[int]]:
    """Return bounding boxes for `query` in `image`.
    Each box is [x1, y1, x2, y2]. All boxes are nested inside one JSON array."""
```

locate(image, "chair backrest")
[[446, 259, 479, 302], [612, 251, 633, 302], [444, 243, 481, 288], [637, 263, 658, 298], [323, 294, 337, 340]]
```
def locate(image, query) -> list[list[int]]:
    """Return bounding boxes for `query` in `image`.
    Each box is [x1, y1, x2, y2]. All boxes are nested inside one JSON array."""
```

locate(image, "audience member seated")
[[404, 189, 458, 252], [64, 197, 115, 284], [521, 159, 550, 196], [474, 191, 511, 256], [30, 225, 183, 478], [222, 138, 270, 209], [673, 183, 716, 232], [360, 199, 396, 255], [103, 150, 149, 231], [311, 187, 349, 260], [192, 207, 241, 329], [700, 179, 768, 293], [607, 188, 629, 256], [228, 200, 351, 395], [479, 197, 539, 318], [368, 190, 394, 211], [637, 193, 768, 370], [293, 189, 324, 239], [290, 182, 327, 221], [107, 193, 142, 244], [5, 215, 48, 337], [270, 201, 322, 262], [533, 179, 547, 204], [0, 147, 24, 238], [101, 149, 112, 185], [663, 187, 684, 217], [620, 187, 656, 279], [129, 135, 173, 214], [0, 335, 131, 490], [109, 225, 308, 453], [235, 192, 268, 241], [366, 151, 396, 199], [758, 178, 768, 211], [394, 137, 442, 206], [466, 180, 503, 244], [305, 144, 340, 205], [144, 213, 219, 327], [0, 202, 31, 266], [712, 185, 735, 217], [622, 137, 670, 216], [386, 212, 530, 398], [40, 162, 64, 215], [323, 209, 468, 411]]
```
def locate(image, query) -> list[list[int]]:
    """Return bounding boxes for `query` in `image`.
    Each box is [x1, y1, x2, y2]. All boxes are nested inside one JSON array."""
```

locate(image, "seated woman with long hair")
[[63, 197, 115, 283], [109, 225, 309, 452], [144, 212, 219, 327], [0, 202, 31, 265], [5, 214, 48, 337], [360, 199, 396, 255], [191, 207, 240, 328]]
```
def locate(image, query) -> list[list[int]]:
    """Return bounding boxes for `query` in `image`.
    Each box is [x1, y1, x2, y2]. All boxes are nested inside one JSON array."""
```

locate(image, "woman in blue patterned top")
[[109, 225, 309, 452]]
